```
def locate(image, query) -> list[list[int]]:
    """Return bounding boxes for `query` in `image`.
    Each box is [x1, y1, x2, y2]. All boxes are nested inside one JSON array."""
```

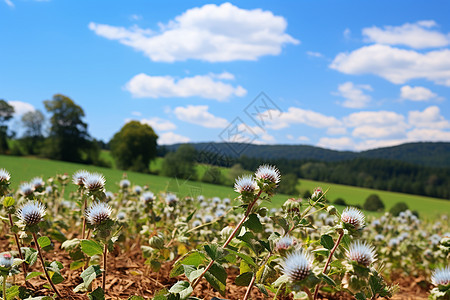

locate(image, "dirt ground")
[[0, 235, 429, 300]]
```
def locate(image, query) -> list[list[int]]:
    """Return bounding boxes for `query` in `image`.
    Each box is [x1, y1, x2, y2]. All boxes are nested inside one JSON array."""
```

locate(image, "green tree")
[[161, 144, 197, 180], [20, 110, 45, 155], [389, 202, 409, 216], [110, 121, 158, 172], [363, 194, 385, 212], [44, 94, 90, 162], [277, 173, 299, 195], [201, 166, 224, 185], [0, 100, 15, 154]]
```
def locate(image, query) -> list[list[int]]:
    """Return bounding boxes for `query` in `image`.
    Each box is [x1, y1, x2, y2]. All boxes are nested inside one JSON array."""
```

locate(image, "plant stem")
[[81, 195, 87, 240], [303, 286, 313, 300], [8, 213, 27, 284], [2, 275, 7, 300], [242, 273, 256, 300], [102, 243, 107, 292], [192, 190, 262, 289], [32, 232, 62, 299], [313, 230, 344, 300]]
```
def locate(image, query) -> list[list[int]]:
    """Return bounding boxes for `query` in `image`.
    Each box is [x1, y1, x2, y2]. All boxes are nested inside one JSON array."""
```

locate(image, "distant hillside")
[[163, 142, 450, 168]]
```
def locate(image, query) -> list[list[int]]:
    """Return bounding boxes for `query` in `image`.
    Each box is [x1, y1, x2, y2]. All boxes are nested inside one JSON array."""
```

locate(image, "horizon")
[[2, 1, 450, 151]]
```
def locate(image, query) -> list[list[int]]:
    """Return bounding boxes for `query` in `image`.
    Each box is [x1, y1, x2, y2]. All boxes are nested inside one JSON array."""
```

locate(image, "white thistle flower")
[[197, 195, 205, 202], [212, 197, 221, 204], [431, 266, 450, 286], [215, 210, 225, 218], [165, 194, 177, 205], [234, 175, 257, 194], [0, 253, 13, 268], [282, 250, 314, 282], [346, 241, 377, 267], [192, 220, 202, 227], [17, 201, 46, 226], [255, 165, 281, 184], [84, 173, 106, 191], [19, 182, 34, 197], [120, 179, 130, 189], [85, 201, 112, 225], [203, 215, 213, 223], [72, 170, 90, 186], [141, 191, 155, 203], [105, 191, 115, 201], [341, 207, 365, 229], [0, 168, 11, 183], [275, 235, 296, 251], [223, 198, 230, 205], [31, 177, 45, 190], [133, 185, 142, 194]]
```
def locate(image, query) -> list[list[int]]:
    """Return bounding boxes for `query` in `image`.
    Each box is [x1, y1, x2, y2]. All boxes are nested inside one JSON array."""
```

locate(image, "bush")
[[277, 173, 299, 195], [389, 202, 409, 216], [333, 198, 347, 206], [363, 194, 385, 212], [201, 167, 224, 185]]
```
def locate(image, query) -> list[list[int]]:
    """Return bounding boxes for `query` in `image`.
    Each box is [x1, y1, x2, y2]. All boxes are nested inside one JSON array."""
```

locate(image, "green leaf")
[[37, 236, 51, 249], [26, 271, 42, 280], [128, 296, 145, 300], [50, 272, 64, 284], [170, 251, 206, 277], [235, 272, 253, 286], [3, 196, 14, 207], [70, 260, 85, 270], [244, 214, 263, 233], [320, 234, 334, 250], [225, 248, 256, 267], [88, 287, 105, 300], [169, 281, 193, 300], [369, 274, 383, 295], [81, 240, 104, 257], [355, 292, 367, 300], [204, 244, 228, 261], [6, 285, 20, 300], [319, 273, 336, 287], [80, 265, 102, 289], [204, 262, 227, 296], [312, 248, 329, 257], [183, 265, 204, 283], [256, 284, 269, 296]]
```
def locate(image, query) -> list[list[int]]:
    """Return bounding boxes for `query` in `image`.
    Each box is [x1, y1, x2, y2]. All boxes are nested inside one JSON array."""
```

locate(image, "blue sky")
[[2, 0, 450, 151]]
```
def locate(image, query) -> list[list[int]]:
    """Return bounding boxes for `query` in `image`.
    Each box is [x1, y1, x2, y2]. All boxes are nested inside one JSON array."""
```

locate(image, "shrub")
[[363, 194, 385, 212], [389, 202, 409, 216], [333, 198, 347, 206]]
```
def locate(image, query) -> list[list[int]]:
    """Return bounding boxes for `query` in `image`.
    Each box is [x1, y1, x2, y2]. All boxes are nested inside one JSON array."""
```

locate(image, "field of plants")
[[0, 161, 449, 300]]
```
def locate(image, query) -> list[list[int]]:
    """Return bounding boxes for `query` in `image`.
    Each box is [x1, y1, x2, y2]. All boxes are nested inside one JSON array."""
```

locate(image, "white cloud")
[[139, 117, 177, 131], [298, 136, 310, 142], [8, 101, 35, 116], [344, 110, 406, 128], [209, 72, 235, 80], [326, 127, 347, 135], [363, 20, 450, 49], [174, 105, 228, 129], [263, 107, 342, 130], [130, 14, 142, 21], [125, 73, 246, 101], [4, 0, 14, 7], [400, 85, 437, 101], [330, 44, 450, 86], [408, 106, 450, 129], [352, 126, 406, 139], [317, 137, 355, 151], [343, 28, 351, 39], [335, 81, 372, 108], [131, 111, 142, 116], [89, 2, 299, 62], [406, 128, 450, 142], [307, 51, 323, 58], [158, 132, 190, 145]]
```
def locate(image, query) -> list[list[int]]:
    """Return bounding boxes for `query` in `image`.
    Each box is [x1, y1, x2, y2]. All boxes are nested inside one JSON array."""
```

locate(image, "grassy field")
[[1, 155, 449, 218]]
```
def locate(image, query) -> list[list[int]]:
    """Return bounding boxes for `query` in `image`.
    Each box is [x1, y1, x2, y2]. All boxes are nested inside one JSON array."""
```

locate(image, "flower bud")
[[327, 205, 337, 215], [149, 234, 165, 250], [283, 198, 302, 213]]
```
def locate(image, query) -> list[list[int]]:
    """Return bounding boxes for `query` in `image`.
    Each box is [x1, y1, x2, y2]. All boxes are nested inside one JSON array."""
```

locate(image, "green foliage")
[[389, 202, 409, 216], [110, 121, 158, 173], [277, 173, 299, 195], [19, 110, 45, 155], [201, 167, 224, 185], [363, 194, 385, 212], [0, 99, 15, 154], [333, 198, 347, 206], [161, 145, 197, 180]]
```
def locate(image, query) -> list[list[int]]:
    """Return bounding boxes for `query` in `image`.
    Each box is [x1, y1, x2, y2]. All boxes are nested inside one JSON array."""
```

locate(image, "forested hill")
[[163, 142, 450, 168]]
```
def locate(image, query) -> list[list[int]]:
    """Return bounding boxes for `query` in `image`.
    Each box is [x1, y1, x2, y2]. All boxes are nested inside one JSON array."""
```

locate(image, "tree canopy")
[[0, 100, 15, 154], [110, 121, 158, 173], [161, 144, 197, 180]]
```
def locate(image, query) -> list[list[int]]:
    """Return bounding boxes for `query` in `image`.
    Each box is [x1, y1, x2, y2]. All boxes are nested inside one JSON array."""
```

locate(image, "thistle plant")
[[0, 252, 23, 300], [430, 266, 450, 299]]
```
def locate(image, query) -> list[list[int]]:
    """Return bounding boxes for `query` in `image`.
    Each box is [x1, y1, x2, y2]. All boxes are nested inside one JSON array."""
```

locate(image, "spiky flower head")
[[17, 201, 46, 226], [84, 173, 106, 192], [234, 175, 257, 194], [346, 241, 377, 267], [120, 179, 130, 189], [275, 235, 297, 251], [72, 170, 90, 186], [133, 185, 142, 195], [85, 201, 112, 226], [341, 207, 365, 229], [141, 191, 155, 203], [255, 164, 281, 184], [311, 187, 325, 201], [0, 253, 13, 268], [0, 168, 11, 183], [31, 177, 45, 190], [165, 193, 177, 206], [19, 182, 34, 197], [282, 249, 314, 282], [431, 266, 450, 286]]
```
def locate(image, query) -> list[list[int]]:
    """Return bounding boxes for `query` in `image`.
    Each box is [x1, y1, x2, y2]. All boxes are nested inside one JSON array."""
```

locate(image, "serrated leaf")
[[183, 265, 204, 283], [88, 287, 105, 300], [204, 262, 227, 296], [320, 234, 334, 250], [3, 197, 14, 207], [37, 236, 51, 249], [204, 244, 228, 261], [81, 240, 104, 257], [235, 272, 253, 286], [169, 281, 193, 300], [225, 248, 256, 267], [170, 251, 206, 277], [6, 285, 20, 300], [244, 214, 263, 233]]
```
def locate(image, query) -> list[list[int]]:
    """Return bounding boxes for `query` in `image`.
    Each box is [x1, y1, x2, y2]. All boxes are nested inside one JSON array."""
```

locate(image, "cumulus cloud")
[[89, 2, 299, 62], [263, 107, 342, 130], [125, 73, 246, 101], [400, 85, 437, 101], [334, 82, 372, 108], [8, 101, 35, 116], [158, 132, 190, 145], [174, 105, 228, 129], [330, 44, 450, 86], [363, 20, 450, 49], [408, 106, 450, 129], [317, 137, 355, 151], [139, 117, 177, 131]]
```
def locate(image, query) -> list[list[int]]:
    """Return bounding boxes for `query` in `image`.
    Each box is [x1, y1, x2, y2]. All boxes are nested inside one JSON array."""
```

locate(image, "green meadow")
[[1, 155, 449, 218]]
